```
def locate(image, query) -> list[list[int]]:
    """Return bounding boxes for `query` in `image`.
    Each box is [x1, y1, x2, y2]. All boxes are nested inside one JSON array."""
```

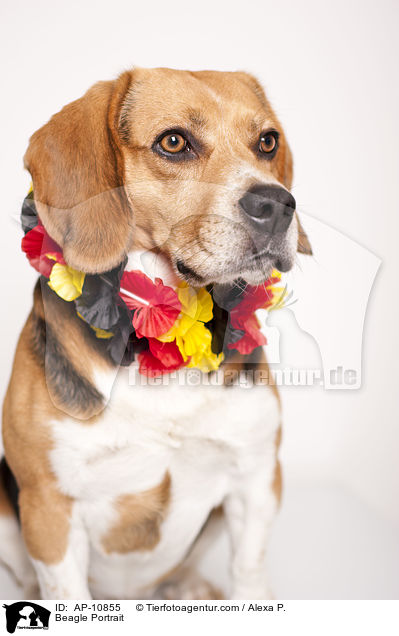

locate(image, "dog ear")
[[297, 218, 312, 255], [280, 139, 312, 255], [24, 71, 134, 273]]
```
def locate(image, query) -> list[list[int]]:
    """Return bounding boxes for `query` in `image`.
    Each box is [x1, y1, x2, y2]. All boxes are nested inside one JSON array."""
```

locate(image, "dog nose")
[[239, 184, 296, 234]]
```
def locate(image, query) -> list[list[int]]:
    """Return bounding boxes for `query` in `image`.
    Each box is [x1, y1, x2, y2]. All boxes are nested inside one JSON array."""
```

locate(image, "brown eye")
[[259, 132, 278, 154], [159, 133, 187, 154]]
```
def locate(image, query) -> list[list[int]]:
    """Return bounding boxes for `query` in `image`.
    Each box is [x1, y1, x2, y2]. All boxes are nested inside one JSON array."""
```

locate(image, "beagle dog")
[[0, 67, 311, 600]]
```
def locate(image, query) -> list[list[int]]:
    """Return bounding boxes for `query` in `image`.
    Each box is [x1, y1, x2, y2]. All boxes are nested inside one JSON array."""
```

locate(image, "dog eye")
[[259, 131, 278, 155], [159, 133, 187, 154]]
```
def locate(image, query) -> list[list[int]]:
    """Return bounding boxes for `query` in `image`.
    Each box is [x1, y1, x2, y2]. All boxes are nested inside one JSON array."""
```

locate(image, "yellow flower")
[[187, 342, 224, 372], [48, 263, 85, 301], [158, 284, 211, 342], [157, 283, 223, 371], [267, 270, 289, 311], [90, 326, 114, 339], [176, 320, 212, 361], [76, 312, 113, 339]]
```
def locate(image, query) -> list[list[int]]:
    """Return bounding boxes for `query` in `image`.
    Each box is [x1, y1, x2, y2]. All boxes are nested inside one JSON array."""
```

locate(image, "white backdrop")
[[1, 0, 398, 599]]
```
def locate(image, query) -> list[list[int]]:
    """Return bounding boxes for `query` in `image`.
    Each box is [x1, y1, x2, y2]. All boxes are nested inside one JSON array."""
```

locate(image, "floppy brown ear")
[[278, 120, 313, 255], [278, 130, 313, 255], [24, 71, 134, 273], [297, 217, 312, 255]]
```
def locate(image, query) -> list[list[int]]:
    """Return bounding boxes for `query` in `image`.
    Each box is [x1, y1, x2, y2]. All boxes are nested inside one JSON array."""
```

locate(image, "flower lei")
[[21, 190, 285, 377]]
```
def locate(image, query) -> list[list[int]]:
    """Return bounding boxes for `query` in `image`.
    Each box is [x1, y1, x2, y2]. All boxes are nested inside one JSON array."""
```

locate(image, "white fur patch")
[[46, 366, 280, 598]]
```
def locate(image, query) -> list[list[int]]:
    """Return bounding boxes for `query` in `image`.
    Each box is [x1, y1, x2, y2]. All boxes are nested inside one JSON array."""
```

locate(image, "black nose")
[[239, 184, 296, 234]]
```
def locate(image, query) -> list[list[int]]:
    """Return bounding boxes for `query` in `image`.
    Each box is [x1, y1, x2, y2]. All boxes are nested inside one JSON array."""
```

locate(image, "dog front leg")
[[19, 487, 91, 599], [224, 460, 279, 599]]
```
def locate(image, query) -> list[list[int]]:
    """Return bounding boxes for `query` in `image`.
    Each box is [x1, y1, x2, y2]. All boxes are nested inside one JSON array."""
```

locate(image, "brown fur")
[[0, 478, 13, 517], [102, 472, 171, 554], [2, 306, 72, 564], [2, 281, 116, 564]]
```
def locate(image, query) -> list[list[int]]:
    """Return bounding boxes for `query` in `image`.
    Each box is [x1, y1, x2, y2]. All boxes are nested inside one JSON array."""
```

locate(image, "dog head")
[[25, 67, 311, 284]]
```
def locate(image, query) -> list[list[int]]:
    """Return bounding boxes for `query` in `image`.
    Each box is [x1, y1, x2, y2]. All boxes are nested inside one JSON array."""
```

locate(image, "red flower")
[[231, 277, 279, 320], [119, 270, 181, 339], [138, 338, 187, 377], [21, 224, 65, 278], [228, 276, 279, 354]]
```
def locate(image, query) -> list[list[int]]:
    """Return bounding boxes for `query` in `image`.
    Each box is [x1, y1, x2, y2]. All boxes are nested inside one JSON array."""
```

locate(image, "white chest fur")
[[48, 364, 280, 597]]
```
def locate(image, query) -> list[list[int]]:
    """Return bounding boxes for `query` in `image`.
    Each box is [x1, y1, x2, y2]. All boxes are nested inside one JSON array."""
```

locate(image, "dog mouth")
[[172, 208, 297, 286], [249, 249, 293, 273], [175, 259, 205, 283], [174, 247, 293, 286]]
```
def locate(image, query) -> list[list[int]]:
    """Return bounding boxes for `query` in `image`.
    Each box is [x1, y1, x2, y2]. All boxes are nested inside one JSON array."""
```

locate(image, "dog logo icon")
[[2, 602, 50, 633]]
